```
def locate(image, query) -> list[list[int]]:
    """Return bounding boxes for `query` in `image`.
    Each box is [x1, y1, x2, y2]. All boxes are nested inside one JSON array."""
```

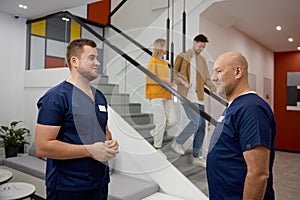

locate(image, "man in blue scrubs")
[[207, 52, 276, 199], [35, 38, 119, 200]]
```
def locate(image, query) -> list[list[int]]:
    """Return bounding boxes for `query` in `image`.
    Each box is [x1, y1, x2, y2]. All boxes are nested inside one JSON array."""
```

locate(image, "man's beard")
[[194, 49, 202, 55], [79, 70, 98, 81]]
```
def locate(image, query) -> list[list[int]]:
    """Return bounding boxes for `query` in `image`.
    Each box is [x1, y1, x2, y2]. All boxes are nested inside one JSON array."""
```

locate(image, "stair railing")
[[27, 11, 221, 125], [107, 24, 228, 107]]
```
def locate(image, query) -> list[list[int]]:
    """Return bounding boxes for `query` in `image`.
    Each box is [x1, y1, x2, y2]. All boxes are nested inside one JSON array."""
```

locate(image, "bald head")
[[217, 51, 248, 71], [212, 52, 251, 101]]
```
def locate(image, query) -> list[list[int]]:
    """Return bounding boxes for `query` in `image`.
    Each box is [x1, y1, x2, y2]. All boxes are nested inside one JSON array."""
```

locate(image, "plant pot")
[[18, 143, 24, 153], [5, 146, 19, 158]]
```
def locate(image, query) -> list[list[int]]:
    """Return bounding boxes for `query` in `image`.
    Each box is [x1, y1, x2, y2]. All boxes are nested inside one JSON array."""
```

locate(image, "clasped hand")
[[86, 139, 119, 162]]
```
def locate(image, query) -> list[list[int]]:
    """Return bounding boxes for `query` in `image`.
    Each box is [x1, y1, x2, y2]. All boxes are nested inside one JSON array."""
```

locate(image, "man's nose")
[[211, 73, 217, 82], [95, 59, 100, 66]]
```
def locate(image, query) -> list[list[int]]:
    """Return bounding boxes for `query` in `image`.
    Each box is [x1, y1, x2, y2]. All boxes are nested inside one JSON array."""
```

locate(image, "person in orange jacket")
[[146, 38, 177, 155]]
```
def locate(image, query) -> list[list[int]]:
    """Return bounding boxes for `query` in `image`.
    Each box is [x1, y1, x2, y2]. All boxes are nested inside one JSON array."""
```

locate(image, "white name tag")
[[217, 115, 225, 122], [98, 105, 107, 112]]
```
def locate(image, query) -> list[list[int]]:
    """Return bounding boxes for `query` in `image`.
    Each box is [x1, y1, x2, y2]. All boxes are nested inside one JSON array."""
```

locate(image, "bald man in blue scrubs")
[[207, 52, 276, 200]]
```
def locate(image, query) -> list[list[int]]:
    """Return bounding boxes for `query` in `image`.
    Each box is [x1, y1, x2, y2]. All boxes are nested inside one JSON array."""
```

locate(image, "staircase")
[[91, 75, 209, 197]]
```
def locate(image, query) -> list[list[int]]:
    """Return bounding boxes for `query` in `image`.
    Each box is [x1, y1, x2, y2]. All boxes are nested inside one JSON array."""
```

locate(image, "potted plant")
[[0, 121, 30, 158]]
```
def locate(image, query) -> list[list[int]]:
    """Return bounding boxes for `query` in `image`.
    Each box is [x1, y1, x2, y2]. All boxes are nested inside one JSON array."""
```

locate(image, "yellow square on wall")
[[31, 20, 46, 37]]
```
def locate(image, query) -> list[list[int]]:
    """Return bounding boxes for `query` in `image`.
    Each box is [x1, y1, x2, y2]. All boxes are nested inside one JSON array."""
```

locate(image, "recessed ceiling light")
[[297, 47, 300, 51], [18, 4, 28, 9], [61, 17, 70, 22], [288, 38, 294, 42], [275, 26, 282, 31]]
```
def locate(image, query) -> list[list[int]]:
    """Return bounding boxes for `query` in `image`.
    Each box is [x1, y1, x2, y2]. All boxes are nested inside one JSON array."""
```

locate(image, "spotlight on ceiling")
[[275, 26, 282, 31], [288, 38, 294, 42], [62, 17, 70, 22], [18, 4, 28, 9]]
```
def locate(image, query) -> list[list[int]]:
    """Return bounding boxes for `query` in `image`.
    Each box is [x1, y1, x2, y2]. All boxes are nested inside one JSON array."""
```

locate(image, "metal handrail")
[[109, 0, 128, 18], [26, 11, 220, 125]]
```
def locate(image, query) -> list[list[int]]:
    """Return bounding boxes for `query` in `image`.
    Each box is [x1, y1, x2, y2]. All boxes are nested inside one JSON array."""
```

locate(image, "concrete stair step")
[[104, 93, 130, 104], [132, 124, 155, 139], [93, 83, 119, 94], [91, 75, 109, 85], [121, 113, 153, 126], [188, 170, 209, 196], [146, 134, 174, 147], [171, 153, 205, 177], [159, 144, 204, 177], [110, 103, 141, 114]]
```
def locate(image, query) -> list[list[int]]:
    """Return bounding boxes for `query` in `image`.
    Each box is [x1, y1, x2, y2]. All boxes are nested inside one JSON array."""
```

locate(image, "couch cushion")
[[108, 174, 159, 200], [3, 155, 46, 180]]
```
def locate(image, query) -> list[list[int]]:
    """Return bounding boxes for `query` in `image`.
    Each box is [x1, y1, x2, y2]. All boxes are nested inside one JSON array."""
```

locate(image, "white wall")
[[200, 16, 274, 107], [0, 12, 27, 125], [111, 0, 166, 36], [24, 68, 70, 144]]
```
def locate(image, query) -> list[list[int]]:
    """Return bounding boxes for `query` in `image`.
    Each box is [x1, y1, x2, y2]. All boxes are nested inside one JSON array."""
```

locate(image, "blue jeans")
[[176, 103, 206, 158]]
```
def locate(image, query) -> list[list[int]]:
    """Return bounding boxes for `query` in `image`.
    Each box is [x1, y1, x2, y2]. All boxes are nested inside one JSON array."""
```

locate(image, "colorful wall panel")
[[70, 20, 81, 41], [87, 0, 110, 25], [46, 57, 65, 69], [31, 20, 46, 37], [30, 36, 45, 69], [47, 39, 67, 58], [28, 3, 106, 71]]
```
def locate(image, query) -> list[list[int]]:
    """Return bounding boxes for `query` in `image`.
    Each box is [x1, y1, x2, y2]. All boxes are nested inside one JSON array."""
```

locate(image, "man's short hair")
[[66, 38, 97, 69], [193, 34, 209, 43]]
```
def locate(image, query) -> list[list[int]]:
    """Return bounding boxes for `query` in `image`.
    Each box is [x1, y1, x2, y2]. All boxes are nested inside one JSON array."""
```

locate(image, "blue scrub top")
[[207, 93, 276, 200], [37, 81, 110, 191]]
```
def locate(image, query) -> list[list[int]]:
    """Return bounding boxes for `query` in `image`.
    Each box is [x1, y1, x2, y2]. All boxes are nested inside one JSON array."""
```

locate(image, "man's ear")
[[235, 66, 243, 79], [70, 56, 79, 68]]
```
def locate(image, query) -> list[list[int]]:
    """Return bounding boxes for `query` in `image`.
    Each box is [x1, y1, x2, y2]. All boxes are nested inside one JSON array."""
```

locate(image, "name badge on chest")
[[98, 105, 107, 112], [217, 115, 225, 122]]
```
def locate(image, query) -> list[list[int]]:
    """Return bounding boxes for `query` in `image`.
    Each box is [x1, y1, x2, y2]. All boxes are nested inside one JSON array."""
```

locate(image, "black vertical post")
[[26, 23, 31, 70], [182, 0, 186, 53], [170, 0, 174, 82], [170, 42, 174, 82], [166, 0, 170, 60]]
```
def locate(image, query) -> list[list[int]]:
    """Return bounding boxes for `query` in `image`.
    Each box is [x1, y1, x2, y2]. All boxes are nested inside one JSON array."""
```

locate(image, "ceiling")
[[0, 0, 299, 52], [201, 0, 300, 52], [0, 0, 98, 19]]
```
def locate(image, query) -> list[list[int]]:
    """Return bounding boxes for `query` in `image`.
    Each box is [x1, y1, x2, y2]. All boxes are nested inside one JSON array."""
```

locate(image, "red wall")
[[274, 51, 300, 152]]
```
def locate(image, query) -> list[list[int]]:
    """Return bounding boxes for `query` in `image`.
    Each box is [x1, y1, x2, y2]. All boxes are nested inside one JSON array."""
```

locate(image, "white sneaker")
[[192, 156, 206, 167], [171, 140, 185, 155], [157, 149, 167, 159]]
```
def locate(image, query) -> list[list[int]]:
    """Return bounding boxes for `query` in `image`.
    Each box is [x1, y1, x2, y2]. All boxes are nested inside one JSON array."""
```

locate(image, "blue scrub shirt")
[[37, 81, 109, 191], [207, 93, 276, 200]]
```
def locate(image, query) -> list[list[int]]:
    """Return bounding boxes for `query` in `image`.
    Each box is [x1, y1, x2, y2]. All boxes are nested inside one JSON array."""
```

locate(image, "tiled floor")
[[189, 150, 300, 199], [273, 151, 300, 200]]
